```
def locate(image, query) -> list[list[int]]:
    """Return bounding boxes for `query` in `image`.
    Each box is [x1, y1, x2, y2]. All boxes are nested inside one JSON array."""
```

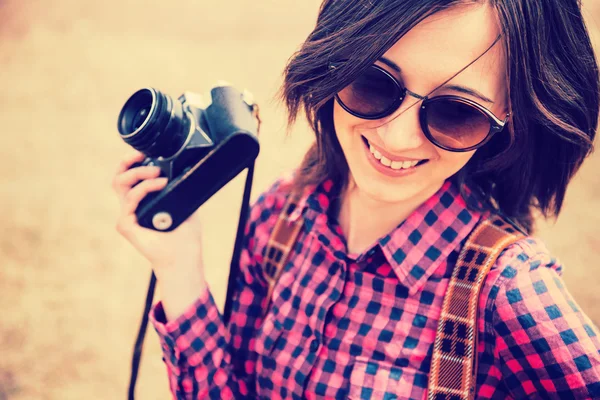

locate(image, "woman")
[[113, 0, 600, 398]]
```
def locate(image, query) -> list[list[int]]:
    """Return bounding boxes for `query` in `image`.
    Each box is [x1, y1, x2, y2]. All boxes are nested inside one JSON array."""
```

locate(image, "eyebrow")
[[378, 56, 495, 104], [379, 56, 401, 73], [443, 85, 495, 104]]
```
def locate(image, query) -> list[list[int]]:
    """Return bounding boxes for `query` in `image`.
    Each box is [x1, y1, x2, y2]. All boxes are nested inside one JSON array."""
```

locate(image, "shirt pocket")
[[348, 356, 428, 400], [255, 312, 313, 397]]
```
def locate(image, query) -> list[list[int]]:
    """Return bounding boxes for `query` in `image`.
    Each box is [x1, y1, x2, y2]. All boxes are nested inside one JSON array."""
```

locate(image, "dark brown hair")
[[280, 0, 599, 233]]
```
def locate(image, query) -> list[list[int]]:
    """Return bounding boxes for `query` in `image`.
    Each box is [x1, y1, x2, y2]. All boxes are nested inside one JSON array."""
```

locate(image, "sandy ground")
[[0, 1, 598, 399]]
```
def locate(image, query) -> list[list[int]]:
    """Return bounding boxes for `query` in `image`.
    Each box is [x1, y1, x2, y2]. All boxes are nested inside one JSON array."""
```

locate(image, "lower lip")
[[362, 139, 425, 177]]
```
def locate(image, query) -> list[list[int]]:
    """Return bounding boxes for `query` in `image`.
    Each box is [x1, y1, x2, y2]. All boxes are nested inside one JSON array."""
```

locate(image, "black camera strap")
[[127, 270, 157, 400], [127, 162, 255, 400], [223, 162, 255, 324]]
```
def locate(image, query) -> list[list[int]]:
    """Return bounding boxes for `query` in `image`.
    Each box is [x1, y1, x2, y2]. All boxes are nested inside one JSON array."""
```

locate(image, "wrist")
[[154, 264, 207, 321]]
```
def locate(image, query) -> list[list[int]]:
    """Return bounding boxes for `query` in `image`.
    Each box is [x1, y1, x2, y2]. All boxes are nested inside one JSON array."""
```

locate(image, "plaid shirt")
[[151, 175, 600, 399]]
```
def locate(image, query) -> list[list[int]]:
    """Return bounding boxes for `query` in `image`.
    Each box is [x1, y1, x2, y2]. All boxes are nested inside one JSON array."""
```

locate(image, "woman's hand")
[[112, 150, 207, 320]]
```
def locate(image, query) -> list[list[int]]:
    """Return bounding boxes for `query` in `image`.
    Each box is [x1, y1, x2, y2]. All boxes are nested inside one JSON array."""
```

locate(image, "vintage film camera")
[[117, 84, 260, 231]]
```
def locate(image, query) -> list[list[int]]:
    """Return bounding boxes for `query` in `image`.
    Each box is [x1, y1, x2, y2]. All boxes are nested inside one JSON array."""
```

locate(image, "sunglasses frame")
[[331, 63, 510, 152]]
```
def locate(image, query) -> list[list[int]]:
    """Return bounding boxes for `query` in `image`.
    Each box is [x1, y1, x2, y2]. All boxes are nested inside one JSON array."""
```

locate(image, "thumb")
[[117, 214, 160, 256]]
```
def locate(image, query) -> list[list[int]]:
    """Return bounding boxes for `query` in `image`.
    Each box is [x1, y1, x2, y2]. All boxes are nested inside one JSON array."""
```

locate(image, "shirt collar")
[[290, 178, 482, 295], [377, 180, 482, 295]]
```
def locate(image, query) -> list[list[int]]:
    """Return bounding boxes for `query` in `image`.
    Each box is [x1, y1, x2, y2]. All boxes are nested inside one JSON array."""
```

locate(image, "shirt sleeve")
[[493, 249, 600, 399], [148, 186, 285, 399]]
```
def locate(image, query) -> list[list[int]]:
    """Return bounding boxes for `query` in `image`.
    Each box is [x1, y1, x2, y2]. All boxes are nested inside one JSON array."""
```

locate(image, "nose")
[[375, 100, 428, 152]]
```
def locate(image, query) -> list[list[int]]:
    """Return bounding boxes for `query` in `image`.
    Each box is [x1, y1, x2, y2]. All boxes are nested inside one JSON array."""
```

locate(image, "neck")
[[338, 178, 443, 255]]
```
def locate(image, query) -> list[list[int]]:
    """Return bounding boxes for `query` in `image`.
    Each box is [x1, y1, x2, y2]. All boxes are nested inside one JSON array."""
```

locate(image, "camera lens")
[[117, 88, 191, 159], [131, 106, 151, 132]]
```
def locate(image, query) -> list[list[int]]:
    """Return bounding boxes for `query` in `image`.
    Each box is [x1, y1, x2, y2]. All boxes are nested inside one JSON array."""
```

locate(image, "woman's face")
[[334, 3, 508, 204]]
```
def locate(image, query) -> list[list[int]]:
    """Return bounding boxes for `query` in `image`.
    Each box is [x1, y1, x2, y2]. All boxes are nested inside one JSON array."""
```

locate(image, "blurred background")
[[0, 1, 598, 399]]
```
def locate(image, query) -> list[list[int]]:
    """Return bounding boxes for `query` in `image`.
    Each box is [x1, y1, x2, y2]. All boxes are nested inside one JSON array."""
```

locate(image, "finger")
[[122, 178, 169, 216], [115, 151, 146, 175], [116, 210, 157, 241], [115, 212, 140, 239], [113, 166, 162, 199]]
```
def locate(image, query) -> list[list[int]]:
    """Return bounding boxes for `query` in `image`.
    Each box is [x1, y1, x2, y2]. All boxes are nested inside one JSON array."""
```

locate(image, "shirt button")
[[309, 338, 320, 353]]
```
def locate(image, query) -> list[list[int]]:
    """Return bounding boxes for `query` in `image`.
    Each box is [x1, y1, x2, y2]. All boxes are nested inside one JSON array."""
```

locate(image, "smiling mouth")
[[361, 136, 429, 170]]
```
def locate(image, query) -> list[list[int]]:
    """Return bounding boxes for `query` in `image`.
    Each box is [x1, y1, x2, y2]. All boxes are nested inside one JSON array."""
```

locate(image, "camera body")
[[117, 85, 260, 231]]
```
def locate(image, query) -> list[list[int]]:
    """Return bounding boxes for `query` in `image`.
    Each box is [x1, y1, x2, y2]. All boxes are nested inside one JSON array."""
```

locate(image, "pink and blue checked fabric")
[[150, 176, 600, 399]]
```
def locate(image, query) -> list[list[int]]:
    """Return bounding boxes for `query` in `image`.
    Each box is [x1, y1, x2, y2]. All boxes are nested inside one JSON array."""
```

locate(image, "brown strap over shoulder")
[[262, 197, 523, 399], [263, 194, 304, 315], [427, 215, 524, 400]]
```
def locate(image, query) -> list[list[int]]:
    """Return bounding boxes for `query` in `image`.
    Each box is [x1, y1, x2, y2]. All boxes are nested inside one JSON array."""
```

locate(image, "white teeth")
[[390, 161, 403, 170], [370, 145, 382, 160], [368, 141, 422, 170]]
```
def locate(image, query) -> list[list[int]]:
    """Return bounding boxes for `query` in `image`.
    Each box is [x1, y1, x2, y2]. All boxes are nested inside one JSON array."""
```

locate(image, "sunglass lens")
[[425, 98, 491, 150], [337, 66, 402, 118]]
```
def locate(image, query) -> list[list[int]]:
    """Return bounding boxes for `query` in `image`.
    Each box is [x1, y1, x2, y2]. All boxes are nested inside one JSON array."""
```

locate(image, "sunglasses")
[[331, 63, 510, 152]]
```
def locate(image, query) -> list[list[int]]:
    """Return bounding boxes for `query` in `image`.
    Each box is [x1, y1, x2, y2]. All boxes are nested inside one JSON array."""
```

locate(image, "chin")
[[351, 172, 440, 204]]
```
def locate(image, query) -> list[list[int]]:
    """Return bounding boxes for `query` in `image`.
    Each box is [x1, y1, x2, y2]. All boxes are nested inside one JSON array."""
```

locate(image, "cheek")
[[333, 102, 360, 147], [439, 150, 476, 174], [332, 103, 346, 138], [333, 102, 381, 143]]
